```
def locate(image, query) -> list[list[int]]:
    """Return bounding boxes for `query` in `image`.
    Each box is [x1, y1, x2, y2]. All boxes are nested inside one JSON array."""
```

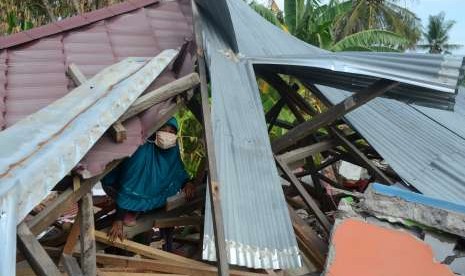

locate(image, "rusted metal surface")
[[0, 50, 177, 275], [0, 0, 193, 178]]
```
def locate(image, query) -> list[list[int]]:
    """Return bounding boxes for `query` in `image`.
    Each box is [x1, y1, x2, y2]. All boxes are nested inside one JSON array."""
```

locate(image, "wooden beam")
[[67, 63, 87, 86], [99, 197, 203, 240], [278, 140, 337, 165], [274, 119, 295, 130], [62, 254, 84, 276], [79, 191, 97, 275], [119, 73, 200, 122], [96, 254, 264, 276], [109, 122, 127, 143], [290, 206, 327, 271], [28, 160, 120, 236], [272, 79, 400, 153], [266, 99, 286, 131], [17, 222, 61, 276], [62, 218, 80, 255], [95, 231, 207, 267], [275, 156, 331, 234], [153, 216, 202, 228], [330, 127, 393, 184], [259, 71, 317, 116], [192, 1, 229, 275]]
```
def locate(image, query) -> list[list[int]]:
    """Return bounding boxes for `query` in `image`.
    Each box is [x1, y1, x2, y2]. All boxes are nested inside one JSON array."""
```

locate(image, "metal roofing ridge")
[[0, 0, 160, 50]]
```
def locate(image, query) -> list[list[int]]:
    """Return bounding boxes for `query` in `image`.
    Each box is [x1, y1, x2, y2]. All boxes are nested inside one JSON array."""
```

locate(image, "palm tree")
[[417, 12, 462, 54], [250, 0, 410, 52], [333, 0, 421, 48]]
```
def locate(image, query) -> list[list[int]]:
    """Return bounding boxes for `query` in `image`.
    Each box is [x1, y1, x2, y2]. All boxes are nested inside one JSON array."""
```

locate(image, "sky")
[[257, 0, 465, 55]]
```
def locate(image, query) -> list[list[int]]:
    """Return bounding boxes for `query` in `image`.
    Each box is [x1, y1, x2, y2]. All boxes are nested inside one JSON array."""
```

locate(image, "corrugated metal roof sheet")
[[320, 86, 465, 204], [197, 1, 301, 268], [252, 52, 464, 109], [0, 51, 177, 275], [0, 0, 193, 178], [198, 0, 464, 269]]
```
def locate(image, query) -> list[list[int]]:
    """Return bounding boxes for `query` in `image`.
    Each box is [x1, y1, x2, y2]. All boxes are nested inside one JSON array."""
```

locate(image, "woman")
[[102, 117, 195, 242]]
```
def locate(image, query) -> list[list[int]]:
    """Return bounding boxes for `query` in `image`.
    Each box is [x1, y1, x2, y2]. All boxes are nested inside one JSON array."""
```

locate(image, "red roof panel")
[[0, 0, 193, 177], [55, 15, 90, 31], [25, 23, 63, 39]]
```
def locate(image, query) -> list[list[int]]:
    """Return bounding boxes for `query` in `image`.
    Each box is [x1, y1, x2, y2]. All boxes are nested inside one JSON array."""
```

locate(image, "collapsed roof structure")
[[0, 0, 464, 275]]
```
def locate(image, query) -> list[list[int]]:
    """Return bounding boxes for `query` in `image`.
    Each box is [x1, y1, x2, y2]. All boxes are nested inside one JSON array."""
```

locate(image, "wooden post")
[[17, 222, 61, 276], [79, 191, 97, 276], [62, 254, 84, 276], [275, 155, 332, 234], [272, 79, 400, 153], [191, 1, 229, 275]]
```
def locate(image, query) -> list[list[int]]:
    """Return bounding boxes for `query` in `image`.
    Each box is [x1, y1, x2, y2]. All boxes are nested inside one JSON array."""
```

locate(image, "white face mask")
[[155, 131, 177, 149]]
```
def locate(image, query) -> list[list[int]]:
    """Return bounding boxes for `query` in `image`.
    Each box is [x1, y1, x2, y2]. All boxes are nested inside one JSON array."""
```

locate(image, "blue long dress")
[[102, 119, 189, 212]]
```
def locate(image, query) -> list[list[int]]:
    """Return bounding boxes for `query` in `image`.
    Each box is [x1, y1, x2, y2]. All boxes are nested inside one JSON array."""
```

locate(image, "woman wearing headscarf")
[[102, 117, 195, 242]]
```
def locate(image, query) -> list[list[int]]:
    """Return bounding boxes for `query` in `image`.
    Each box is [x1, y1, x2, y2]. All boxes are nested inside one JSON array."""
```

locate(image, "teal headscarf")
[[102, 118, 189, 211]]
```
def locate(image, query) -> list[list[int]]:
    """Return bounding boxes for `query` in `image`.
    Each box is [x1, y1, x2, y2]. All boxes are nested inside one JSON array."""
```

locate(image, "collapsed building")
[[0, 0, 464, 275]]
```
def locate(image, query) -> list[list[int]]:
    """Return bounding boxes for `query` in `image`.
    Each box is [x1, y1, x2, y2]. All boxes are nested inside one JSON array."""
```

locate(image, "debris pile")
[[0, 0, 464, 275]]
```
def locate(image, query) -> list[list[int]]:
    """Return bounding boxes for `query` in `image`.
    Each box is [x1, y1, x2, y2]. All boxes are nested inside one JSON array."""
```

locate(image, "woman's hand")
[[183, 182, 195, 201], [107, 220, 125, 243]]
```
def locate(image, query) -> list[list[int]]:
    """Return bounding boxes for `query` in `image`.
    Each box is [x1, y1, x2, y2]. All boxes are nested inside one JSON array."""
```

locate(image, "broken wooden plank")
[[17, 222, 61, 276], [275, 155, 331, 234], [62, 253, 84, 276], [79, 191, 97, 275], [154, 216, 203, 228], [96, 254, 265, 276], [272, 79, 400, 153], [288, 206, 327, 270], [94, 230, 207, 267]]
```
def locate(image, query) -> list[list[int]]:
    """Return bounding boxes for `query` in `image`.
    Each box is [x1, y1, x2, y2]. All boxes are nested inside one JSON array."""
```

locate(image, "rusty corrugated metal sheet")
[[0, 0, 193, 178], [0, 51, 178, 275]]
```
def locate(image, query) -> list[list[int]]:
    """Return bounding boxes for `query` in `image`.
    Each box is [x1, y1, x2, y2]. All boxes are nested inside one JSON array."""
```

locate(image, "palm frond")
[[331, 29, 409, 52]]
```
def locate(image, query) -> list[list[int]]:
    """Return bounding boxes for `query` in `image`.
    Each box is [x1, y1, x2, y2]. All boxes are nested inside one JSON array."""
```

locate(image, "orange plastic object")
[[326, 219, 454, 276]]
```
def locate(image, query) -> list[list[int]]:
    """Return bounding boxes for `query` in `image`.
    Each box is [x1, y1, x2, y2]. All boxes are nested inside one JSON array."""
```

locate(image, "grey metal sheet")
[[198, 1, 300, 268], [251, 52, 464, 109], [319, 85, 465, 204], [198, 0, 465, 269], [203, 52, 300, 269], [0, 50, 177, 275]]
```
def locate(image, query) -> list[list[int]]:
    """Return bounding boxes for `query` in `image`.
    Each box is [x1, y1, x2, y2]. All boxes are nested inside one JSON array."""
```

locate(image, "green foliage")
[[175, 109, 205, 178], [333, 0, 421, 48], [0, 0, 126, 35], [331, 29, 410, 52], [417, 12, 462, 54], [249, 1, 281, 26]]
